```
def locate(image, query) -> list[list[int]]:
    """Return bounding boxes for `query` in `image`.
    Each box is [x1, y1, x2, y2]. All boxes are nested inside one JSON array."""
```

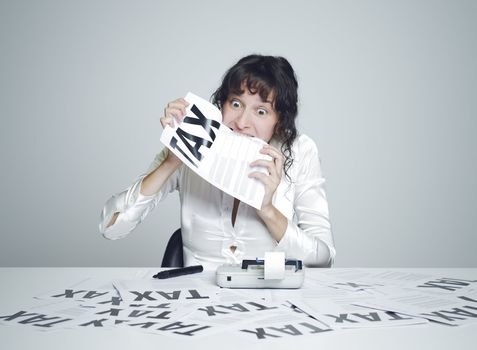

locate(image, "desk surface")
[[0, 267, 476, 350]]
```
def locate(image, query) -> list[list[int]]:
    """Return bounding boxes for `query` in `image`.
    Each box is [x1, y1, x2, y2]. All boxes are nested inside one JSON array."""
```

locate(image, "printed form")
[[160, 92, 270, 209]]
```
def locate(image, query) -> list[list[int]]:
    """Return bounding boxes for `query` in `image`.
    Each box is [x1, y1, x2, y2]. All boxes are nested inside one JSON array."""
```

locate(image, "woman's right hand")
[[161, 98, 190, 165], [161, 97, 189, 128]]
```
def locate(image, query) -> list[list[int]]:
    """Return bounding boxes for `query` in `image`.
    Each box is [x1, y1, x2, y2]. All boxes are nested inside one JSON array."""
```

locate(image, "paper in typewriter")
[[160, 92, 271, 209]]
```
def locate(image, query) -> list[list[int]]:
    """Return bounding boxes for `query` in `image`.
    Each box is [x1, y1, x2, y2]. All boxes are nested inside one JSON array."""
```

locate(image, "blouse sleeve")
[[275, 135, 336, 267], [99, 148, 180, 240]]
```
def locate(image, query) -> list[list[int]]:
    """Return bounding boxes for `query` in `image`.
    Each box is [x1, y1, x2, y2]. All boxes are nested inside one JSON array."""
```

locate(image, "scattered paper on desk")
[[160, 92, 271, 209], [34, 277, 120, 304], [2, 270, 477, 338], [236, 308, 333, 341], [353, 289, 477, 326], [289, 297, 428, 329], [317, 269, 477, 295], [112, 277, 220, 304]]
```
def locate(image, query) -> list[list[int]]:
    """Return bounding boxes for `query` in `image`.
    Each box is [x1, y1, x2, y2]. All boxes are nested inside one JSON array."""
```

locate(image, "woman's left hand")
[[249, 144, 284, 211]]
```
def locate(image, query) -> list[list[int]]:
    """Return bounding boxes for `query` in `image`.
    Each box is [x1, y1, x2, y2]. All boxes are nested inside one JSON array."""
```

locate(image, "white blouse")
[[99, 134, 336, 270]]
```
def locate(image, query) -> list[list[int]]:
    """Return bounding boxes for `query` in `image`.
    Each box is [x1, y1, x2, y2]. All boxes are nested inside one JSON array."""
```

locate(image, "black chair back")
[[161, 228, 184, 267]]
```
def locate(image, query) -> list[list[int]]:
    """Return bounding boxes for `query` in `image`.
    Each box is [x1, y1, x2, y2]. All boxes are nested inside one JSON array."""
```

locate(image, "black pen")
[[153, 265, 204, 279]]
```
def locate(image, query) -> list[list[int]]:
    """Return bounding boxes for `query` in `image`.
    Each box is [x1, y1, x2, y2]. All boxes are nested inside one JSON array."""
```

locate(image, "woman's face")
[[222, 88, 278, 143]]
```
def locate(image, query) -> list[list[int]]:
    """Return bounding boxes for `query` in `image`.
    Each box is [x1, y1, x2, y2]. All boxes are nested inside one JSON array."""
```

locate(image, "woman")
[[99, 54, 336, 269]]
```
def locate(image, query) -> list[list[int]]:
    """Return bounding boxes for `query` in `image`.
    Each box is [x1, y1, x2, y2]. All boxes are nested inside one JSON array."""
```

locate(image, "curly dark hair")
[[211, 54, 299, 181]]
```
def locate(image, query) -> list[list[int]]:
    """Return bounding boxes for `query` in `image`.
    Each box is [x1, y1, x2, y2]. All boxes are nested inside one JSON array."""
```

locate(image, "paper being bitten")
[[160, 92, 270, 209]]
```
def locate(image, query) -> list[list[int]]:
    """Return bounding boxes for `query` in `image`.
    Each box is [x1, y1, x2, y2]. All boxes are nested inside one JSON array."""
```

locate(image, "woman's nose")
[[235, 110, 251, 130]]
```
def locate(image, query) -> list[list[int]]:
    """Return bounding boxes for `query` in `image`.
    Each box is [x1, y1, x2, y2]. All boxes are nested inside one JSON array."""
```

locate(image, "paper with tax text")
[[2, 269, 477, 340], [160, 92, 271, 209]]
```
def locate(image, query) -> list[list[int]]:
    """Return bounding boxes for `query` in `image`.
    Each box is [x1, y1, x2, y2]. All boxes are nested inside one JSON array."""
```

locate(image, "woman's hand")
[[160, 98, 189, 166], [161, 98, 189, 128], [249, 144, 284, 211], [249, 144, 288, 242]]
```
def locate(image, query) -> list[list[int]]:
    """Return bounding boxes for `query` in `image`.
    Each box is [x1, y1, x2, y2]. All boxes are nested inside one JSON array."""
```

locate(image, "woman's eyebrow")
[[260, 99, 273, 106]]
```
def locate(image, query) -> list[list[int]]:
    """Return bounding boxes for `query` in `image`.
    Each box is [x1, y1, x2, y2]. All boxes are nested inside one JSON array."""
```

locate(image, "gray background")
[[1, 0, 476, 267]]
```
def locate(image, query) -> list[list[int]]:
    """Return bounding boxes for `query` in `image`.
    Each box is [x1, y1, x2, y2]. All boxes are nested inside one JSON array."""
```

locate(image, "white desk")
[[0, 268, 476, 349]]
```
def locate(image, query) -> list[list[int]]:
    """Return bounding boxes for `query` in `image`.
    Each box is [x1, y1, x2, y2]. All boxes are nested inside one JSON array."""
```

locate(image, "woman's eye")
[[257, 108, 267, 116], [231, 100, 241, 108]]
